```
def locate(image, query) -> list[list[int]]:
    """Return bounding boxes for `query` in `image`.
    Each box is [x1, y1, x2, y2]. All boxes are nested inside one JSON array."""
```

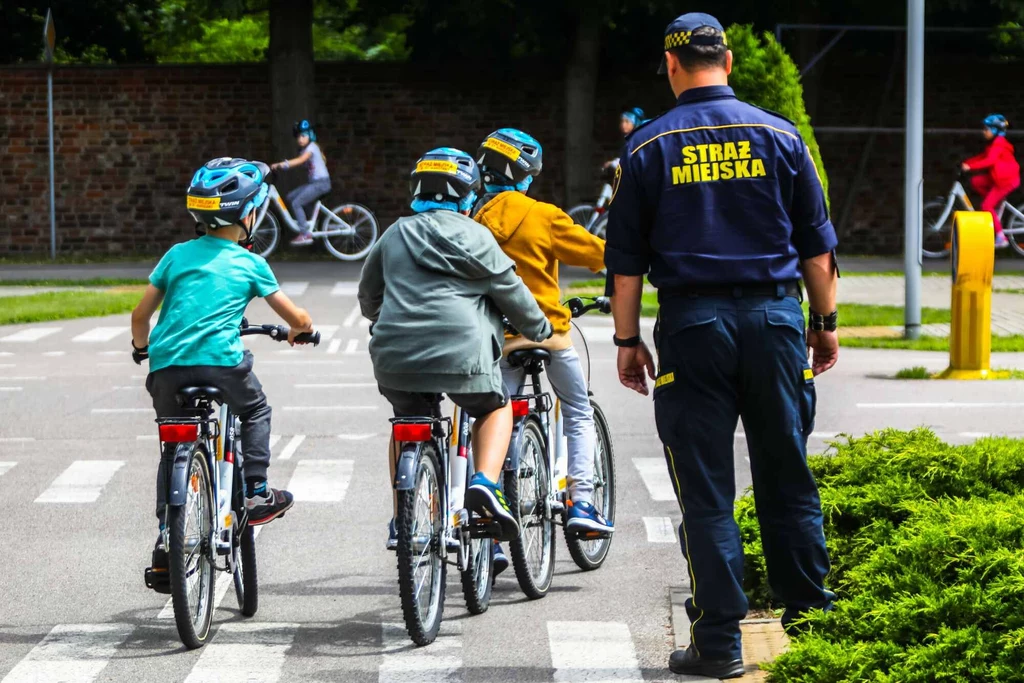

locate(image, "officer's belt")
[[658, 281, 802, 302]]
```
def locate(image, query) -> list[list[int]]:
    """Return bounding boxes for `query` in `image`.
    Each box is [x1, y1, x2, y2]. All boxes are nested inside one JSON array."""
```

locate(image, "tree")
[[269, 0, 315, 164]]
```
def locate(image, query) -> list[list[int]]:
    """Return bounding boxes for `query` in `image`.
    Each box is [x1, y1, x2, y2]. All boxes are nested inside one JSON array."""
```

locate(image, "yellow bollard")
[[936, 211, 1000, 379]]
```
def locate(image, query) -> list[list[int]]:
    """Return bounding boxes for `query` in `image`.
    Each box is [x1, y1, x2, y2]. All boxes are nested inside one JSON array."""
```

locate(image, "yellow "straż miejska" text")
[[671, 140, 767, 185]]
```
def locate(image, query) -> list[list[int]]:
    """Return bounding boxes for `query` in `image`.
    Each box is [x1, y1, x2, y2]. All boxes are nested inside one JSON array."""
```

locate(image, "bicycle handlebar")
[[240, 323, 321, 346], [503, 296, 611, 336]]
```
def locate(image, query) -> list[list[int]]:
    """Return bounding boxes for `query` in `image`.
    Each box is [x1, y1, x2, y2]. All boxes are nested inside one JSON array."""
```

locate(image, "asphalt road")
[[1, 271, 1022, 683]]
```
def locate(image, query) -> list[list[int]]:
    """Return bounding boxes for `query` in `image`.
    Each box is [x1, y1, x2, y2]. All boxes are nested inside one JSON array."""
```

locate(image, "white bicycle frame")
[[254, 185, 359, 238], [931, 180, 1024, 237]]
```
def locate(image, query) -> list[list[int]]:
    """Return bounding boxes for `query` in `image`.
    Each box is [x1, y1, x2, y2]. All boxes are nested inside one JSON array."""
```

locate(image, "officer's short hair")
[[669, 26, 728, 72]]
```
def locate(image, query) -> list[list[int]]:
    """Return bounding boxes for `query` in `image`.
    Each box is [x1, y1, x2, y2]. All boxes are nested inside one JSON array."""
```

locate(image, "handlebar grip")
[[566, 297, 586, 318], [294, 331, 320, 346], [596, 296, 611, 315]]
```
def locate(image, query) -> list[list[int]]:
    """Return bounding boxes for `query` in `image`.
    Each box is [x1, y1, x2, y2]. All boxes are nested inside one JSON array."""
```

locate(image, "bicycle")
[[389, 400, 499, 646], [249, 179, 379, 261], [141, 321, 320, 649], [923, 169, 1024, 258], [567, 165, 616, 239], [502, 296, 617, 600]]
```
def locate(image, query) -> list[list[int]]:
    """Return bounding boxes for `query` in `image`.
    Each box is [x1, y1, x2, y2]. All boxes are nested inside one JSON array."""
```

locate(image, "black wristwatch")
[[613, 335, 642, 348], [808, 309, 838, 332]]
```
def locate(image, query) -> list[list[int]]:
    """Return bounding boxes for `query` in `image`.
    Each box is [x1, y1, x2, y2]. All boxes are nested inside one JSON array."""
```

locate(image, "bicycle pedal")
[[144, 567, 171, 595], [468, 519, 501, 539], [566, 527, 612, 541]]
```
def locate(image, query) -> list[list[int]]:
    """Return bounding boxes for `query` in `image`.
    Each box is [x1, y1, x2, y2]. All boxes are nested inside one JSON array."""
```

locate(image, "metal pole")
[[904, 0, 924, 339], [47, 66, 56, 260]]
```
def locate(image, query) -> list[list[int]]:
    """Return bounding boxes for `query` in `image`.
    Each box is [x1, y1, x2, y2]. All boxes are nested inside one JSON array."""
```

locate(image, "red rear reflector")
[[393, 423, 432, 442], [159, 424, 198, 443], [512, 400, 530, 418]]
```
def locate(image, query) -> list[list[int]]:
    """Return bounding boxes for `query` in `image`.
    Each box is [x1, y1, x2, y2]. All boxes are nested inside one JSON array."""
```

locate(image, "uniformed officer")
[[605, 12, 839, 680]]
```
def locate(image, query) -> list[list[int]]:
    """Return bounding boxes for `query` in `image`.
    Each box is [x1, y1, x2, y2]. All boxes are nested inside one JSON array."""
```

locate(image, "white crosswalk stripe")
[[0, 327, 61, 343], [317, 324, 340, 341], [331, 281, 358, 297], [379, 621, 462, 683], [0, 462, 17, 478], [632, 458, 677, 502], [548, 621, 643, 683], [643, 516, 677, 543], [280, 281, 309, 296], [327, 339, 342, 354], [343, 304, 362, 327], [35, 461, 125, 503], [278, 434, 306, 461], [269, 434, 282, 450], [286, 459, 354, 502], [184, 622, 298, 683], [344, 339, 359, 355], [72, 326, 128, 343], [0, 623, 134, 683]]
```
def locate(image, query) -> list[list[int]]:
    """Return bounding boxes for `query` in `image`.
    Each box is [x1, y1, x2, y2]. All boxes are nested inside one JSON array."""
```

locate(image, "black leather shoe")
[[668, 646, 745, 679]]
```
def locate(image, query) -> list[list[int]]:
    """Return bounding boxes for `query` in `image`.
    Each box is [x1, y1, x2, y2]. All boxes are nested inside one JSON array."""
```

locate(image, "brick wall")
[[0, 59, 1020, 256]]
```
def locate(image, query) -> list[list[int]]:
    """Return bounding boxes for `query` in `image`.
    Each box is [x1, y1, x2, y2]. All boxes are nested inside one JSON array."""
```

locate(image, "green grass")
[[995, 288, 1024, 294], [0, 278, 149, 287], [895, 366, 931, 379], [844, 335, 1024, 352], [0, 289, 144, 325], [812, 302, 950, 327]]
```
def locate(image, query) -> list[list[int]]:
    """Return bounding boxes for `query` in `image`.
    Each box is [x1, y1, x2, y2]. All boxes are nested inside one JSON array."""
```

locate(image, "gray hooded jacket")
[[358, 209, 552, 395]]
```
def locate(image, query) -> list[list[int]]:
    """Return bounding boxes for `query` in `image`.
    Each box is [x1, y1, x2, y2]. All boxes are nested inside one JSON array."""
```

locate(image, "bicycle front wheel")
[[564, 401, 616, 571], [590, 213, 609, 240], [460, 537, 493, 615], [505, 418, 555, 599], [1006, 202, 1024, 257], [567, 204, 595, 229], [922, 198, 953, 259], [321, 203, 379, 261], [233, 524, 258, 617], [168, 444, 216, 649], [251, 210, 281, 258], [396, 442, 446, 646]]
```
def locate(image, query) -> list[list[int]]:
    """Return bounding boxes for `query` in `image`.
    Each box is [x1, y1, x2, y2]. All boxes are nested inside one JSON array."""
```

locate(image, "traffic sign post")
[[44, 9, 56, 260]]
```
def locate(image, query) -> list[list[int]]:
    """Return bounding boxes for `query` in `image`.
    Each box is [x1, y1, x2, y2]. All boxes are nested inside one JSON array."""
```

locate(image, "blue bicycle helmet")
[[477, 129, 543, 190], [621, 107, 646, 126], [984, 114, 1009, 136], [409, 147, 481, 213], [292, 119, 317, 142], [187, 158, 269, 237]]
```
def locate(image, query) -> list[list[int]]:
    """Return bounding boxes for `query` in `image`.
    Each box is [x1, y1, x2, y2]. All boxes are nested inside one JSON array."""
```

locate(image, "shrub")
[[727, 24, 829, 201]]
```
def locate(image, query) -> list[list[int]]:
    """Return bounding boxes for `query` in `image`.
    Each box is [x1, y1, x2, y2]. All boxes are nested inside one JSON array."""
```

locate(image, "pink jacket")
[[966, 135, 1021, 188]]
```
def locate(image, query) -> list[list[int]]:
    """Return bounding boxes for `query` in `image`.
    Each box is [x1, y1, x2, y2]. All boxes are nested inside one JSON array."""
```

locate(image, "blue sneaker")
[[566, 500, 614, 536], [385, 519, 398, 551], [493, 542, 509, 577], [465, 472, 519, 542]]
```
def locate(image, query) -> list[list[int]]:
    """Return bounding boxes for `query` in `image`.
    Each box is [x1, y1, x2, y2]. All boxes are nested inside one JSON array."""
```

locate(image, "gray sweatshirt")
[[358, 209, 552, 395]]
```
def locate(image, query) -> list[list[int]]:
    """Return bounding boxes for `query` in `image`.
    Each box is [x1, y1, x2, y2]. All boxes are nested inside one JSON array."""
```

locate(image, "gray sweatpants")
[[286, 179, 332, 233], [501, 345, 596, 503], [146, 351, 272, 520]]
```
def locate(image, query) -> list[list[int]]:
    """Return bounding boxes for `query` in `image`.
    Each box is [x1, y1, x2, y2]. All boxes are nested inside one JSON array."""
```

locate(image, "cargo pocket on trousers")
[[800, 367, 817, 439]]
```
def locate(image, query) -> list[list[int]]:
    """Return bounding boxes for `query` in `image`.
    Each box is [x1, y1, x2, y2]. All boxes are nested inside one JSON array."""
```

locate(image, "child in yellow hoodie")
[[473, 128, 613, 539]]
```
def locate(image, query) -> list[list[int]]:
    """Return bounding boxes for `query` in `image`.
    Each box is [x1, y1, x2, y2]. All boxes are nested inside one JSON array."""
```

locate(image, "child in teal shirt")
[[132, 158, 314, 593]]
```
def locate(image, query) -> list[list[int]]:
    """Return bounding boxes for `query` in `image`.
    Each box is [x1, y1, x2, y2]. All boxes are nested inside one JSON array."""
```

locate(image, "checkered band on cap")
[[664, 28, 727, 50]]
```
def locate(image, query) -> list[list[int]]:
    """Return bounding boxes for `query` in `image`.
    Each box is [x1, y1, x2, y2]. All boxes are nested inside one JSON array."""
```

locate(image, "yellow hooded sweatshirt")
[[474, 191, 605, 351]]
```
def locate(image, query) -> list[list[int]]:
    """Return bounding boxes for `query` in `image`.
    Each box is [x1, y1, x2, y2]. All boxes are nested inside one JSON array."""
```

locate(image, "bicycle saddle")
[[507, 348, 551, 370], [176, 386, 223, 407]]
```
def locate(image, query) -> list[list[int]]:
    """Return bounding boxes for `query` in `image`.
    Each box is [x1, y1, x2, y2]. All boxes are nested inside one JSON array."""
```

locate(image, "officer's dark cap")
[[657, 12, 727, 74]]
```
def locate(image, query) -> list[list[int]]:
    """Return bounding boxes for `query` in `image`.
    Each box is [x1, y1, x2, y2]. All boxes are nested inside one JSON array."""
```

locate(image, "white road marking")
[[136, 435, 158, 441], [73, 326, 128, 343], [632, 458, 677, 502], [0, 376, 45, 381], [327, 339, 342, 354], [278, 435, 305, 461], [280, 281, 309, 297], [98, 350, 122, 356], [547, 621, 643, 683], [282, 405, 377, 412], [342, 304, 361, 327], [379, 621, 462, 683], [338, 433, 378, 441], [183, 621, 298, 683], [35, 461, 125, 503], [91, 408, 150, 414], [317, 324, 340, 341], [331, 281, 358, 297], [344, 339, 358, 355], [857, 402, 1024, 409], [0, 327, 61, 343], [0, 351, 11, 356], [286, 460, 354, 502], [0, 438, 33, 443], [0, 623, 134, 683], [43, 351, 65, 356], [643, 517, 677, 543], [269, 434, 282, 450], [0, 387, 23, 392], [0, 364, 14, 369], [261, 360, 347, 366], [0, 462, 17, 478], [295, 382, 377, 388]]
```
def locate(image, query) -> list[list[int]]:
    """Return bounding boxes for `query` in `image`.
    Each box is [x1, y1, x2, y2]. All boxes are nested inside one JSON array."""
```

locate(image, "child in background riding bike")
[[271, 119, 332, 247], [131, 157, 313, 592], [962, 114, 1020, 249], [473, 129, 614, 539], [603, 108, 646, 170], [359, 148, 552, 548]]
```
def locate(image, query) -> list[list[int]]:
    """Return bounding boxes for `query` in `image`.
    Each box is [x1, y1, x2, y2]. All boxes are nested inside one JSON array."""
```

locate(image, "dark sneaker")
[[245, 487, 294, 526], [668, 647, 745, 679], [144, 534, 171, 594], [386, 519, 398, 551], [290, 232, 314, 246], [566, 499, 614, 536], [465, 472, 519, 542], [493, 542, 509, 577]]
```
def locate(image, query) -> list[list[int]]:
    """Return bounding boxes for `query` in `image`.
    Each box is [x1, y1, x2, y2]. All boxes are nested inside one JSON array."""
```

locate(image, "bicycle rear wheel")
[[505, 418, 555, 599], [460, 537, 493, 614], [590, 214, 609, 240], [251, 211, 280, 258], [565, 401, 616, 571], [567, 204, 595, 229], [321, 203, 379, 261], [396, 442, 446, 646], [233, 524, 257, 617], [922, 198, 953, 259], [168, 445, 216, 649], [1005, 202, 1024, 257]]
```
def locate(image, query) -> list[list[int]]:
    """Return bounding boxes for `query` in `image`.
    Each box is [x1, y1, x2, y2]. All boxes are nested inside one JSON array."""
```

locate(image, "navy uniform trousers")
[[653, 289, 834, 659]]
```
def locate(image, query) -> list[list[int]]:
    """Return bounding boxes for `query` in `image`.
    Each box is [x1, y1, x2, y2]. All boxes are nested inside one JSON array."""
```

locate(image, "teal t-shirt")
[[148, 236, 279, 372]]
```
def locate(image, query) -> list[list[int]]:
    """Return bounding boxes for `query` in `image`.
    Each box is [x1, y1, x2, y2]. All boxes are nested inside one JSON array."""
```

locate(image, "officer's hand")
[[617, 342, 656, 395], [807, 329, 839, 376]]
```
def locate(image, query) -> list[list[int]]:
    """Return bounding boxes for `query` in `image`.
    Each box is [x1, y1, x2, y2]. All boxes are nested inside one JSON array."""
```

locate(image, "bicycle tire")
[[233, 524, 258, 617], [396, 442, 446, 646], [460, 537, 493, 615], [922, 198, 953, 259], [564, 400, 616, 571], [1006, 202, 1024, 257], [590, 213, 609, 240], [567, 204, 595, 229], [505, 418, 555, 600], [251, 210, 281, 258], [321, 203, 379, 261], [168, 444, 216, 649]]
